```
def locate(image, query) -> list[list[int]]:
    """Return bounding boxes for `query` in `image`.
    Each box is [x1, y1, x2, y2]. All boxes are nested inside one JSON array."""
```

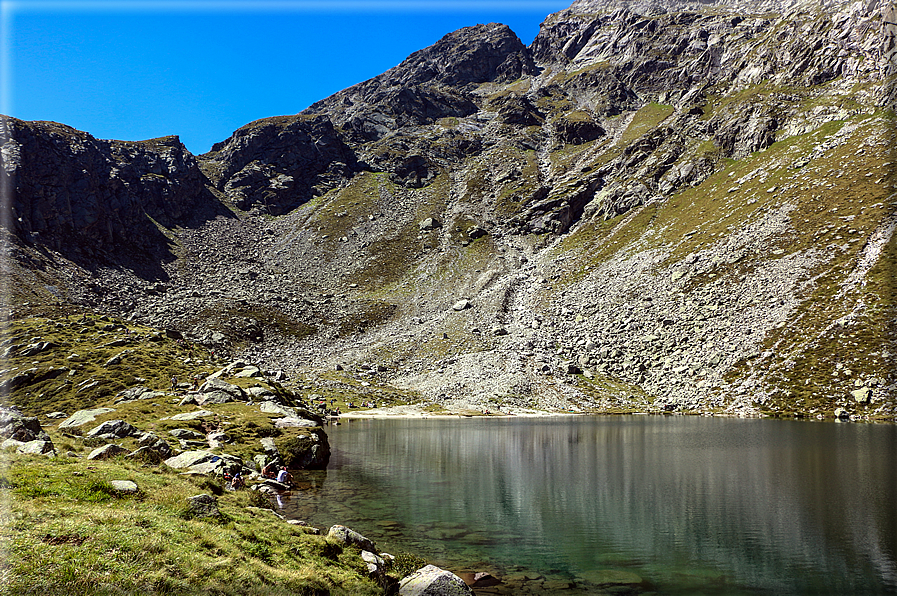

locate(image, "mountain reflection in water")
[[280, 416, 896, 595]]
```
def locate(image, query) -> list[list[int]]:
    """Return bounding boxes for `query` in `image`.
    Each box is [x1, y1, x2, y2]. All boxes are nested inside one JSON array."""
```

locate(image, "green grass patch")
[[3, 454, 383, 595], [620, 102, 674, 144]]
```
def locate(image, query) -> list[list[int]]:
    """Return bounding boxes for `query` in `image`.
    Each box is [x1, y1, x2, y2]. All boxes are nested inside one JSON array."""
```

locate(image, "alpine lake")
[[279, 415, 896, 595]]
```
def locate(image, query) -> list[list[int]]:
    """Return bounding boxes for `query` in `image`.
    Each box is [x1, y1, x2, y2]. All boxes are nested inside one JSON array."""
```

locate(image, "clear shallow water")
[[280, 416, 897, 595]]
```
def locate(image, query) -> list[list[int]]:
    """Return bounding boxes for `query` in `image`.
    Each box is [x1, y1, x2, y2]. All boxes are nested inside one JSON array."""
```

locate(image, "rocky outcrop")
[[0, 118, 226, 273], [276, 429, 330, 469], [303, 23, 535, 142], [327, 525, 377, 552], [200, 115, 361, 215], [398, 565, 475, 596], [0, 406, 51, 443]]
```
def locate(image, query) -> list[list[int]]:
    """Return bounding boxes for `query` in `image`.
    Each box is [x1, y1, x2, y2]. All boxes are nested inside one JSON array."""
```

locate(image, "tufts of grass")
[[3, 454, 382, 595]]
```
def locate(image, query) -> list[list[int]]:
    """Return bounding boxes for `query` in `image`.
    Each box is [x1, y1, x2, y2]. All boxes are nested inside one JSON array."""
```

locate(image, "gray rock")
[[260, 401, 298, 418], [273, 417, 318, 429], [166, 409, 215, 421], [565, 363, 583, 375], [187, 494, 219, 518], [234, 366, 262, 378], [114, 386, 164, 403], [327, 525, 376, 552], [87, 444, 128, 460], [1, 438, 24, 450], [58, 408, 115, 430], [361, 550, 386, 575], [104, 350, 132, 366], [248, 386, 277, 401], [163, 450, 218, 469], [850, 387, 872, 404], [398, 565, 475, 596], [20, 341, 56, 357], [470, 572, 501, 588], [491, 325, 508, 336], [85, 419, 138, 439], [834, 408, 850, 419], [136, 433, 173, 458], [260, 478, 290, 491], [45, 411, 67, 419], [466, 226, 486, 239], [169, 428, 204, 440], [0, 408, 50, 442], [419, 217, 441, 231], [452, 299, 471, 311], [199, 377, 247, 404], [165, 450, 243, 475], [260, 437, 278, 454], [207, 431, 232, 446], [205, 360, 248, 380], [178, 395, 200, 406], [110, 480, 138, 494], [17, 440, 55, 456]]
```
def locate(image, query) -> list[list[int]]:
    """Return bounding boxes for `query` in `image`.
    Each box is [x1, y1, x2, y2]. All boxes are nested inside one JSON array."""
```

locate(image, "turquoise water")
[[279, 416, 897, 595]]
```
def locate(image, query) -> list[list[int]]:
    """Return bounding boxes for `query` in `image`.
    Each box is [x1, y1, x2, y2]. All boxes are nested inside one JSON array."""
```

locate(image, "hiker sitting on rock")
[[231, 473, 245, 490], [262, 461, 278, 479], [276, 466, 293, 487]]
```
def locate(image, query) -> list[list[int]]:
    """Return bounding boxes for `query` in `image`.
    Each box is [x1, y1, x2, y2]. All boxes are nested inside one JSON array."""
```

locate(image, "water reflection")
[[282, 416, 896, 595]]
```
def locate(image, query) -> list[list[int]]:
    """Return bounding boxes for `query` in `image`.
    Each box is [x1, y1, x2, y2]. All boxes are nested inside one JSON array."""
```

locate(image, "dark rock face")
[[553, 114, 606, 145], [491, 94, 544, 126], [0, 118, 227, 275], [0, 407, 50, 443], [277, 429, 331, 470], [201, 115, 361, 215], [304, 23, 535, 142]]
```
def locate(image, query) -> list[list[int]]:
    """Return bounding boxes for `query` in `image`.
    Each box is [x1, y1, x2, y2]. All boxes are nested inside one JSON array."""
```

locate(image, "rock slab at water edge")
[[399, 565, 475, 596]]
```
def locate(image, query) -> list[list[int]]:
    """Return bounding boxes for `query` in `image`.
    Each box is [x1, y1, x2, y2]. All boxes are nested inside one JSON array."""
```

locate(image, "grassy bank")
[[0, 312, 428, 594], [1, 453, 383, 595]]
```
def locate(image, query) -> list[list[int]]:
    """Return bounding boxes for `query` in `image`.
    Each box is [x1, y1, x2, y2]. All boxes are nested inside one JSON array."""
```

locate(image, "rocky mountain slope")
[[2, 0, 896, 420]]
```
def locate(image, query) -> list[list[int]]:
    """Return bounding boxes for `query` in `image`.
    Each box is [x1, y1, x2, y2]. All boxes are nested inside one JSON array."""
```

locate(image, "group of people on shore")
[[225, 462, 294, 491], [262, 461, 294, 486]]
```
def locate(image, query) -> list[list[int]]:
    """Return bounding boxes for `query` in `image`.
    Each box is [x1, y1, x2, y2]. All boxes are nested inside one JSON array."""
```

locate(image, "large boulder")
[[398, 565, 475, 596], [0, 407, 50, 442], [137, 432, 173, 458], [85, 419, 138, 440], [164, 450, 243, 475], [199, 377, 247, 404], [16, 440, 56, 456], [87, 444, 128, 460], [850, 387, 873, 404], [277, 429, 330, 469], [327, 525, 376, 552], [260, 402, 298, 418], [58, 408, 115, 430], [165, 409, 215, 422]]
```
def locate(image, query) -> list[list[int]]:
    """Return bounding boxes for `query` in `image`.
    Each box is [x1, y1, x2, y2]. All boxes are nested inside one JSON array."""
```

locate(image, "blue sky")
[[3, 0, 571, 154]]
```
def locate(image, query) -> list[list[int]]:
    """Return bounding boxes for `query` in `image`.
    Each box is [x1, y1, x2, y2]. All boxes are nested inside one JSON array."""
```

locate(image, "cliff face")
[[2, 0, 896, 419], [1, 118, 225, 271]]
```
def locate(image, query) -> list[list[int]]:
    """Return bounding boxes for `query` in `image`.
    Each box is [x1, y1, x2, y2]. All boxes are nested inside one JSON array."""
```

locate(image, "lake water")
[[280, 416, 897, 595]]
